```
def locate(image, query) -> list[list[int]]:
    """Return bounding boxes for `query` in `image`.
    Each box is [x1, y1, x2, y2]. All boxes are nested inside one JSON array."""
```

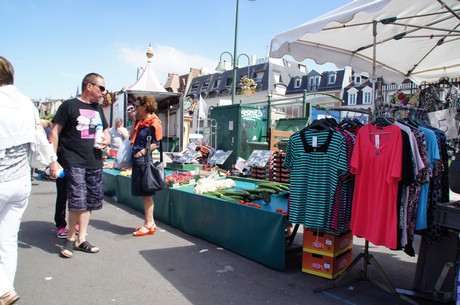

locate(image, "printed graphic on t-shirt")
[[76, 109, 102, 139]]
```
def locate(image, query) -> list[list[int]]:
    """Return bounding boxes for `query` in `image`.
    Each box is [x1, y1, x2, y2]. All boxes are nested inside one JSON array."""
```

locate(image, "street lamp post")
[[215, 0, 255, 104], [266, 90, 272, 147], [232, 0, 240, 105]]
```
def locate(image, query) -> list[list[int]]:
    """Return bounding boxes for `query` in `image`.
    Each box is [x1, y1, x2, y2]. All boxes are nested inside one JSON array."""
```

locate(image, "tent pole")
[[372, 20, 378, 108], [167, 106, 170, 152], [372, 20, 377, 80]]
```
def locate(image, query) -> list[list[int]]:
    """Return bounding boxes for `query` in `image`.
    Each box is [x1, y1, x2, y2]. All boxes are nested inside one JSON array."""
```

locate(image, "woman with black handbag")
[[129, 96, 163, 237]]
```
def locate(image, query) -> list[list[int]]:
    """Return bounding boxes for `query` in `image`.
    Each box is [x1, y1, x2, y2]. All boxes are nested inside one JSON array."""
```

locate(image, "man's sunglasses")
[[91, 83, 106, 92]]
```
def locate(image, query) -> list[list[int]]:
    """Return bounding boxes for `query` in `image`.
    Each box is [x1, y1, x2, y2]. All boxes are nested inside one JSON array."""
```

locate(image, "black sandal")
[[74, 241, 99, 254], [60, 239, 74, 258]]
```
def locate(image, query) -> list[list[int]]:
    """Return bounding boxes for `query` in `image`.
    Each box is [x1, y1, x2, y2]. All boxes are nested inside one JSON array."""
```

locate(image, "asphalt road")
[[11, 178, 454, 305]]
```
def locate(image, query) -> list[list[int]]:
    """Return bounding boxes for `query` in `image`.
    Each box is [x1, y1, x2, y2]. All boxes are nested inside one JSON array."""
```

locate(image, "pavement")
[[11, 177, 457, 305]]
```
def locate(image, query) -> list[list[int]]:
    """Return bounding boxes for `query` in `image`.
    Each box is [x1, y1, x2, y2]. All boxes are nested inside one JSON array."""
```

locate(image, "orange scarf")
[[131, 113, 163, 145]]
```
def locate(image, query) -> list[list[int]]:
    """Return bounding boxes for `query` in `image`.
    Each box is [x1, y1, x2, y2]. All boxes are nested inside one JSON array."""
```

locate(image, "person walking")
[[0, 56, 37, 305], [48, 73, 110, 258], [129, 96, 163, 236], [54, 174, 70, 238]]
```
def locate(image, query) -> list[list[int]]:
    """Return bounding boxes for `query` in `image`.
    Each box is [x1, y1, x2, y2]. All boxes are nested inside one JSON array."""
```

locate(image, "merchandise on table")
[[166, 171, 195, 188]]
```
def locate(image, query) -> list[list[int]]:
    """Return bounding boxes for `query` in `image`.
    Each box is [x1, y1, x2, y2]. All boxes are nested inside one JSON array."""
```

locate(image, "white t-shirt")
[[108, 126, 128, 150]]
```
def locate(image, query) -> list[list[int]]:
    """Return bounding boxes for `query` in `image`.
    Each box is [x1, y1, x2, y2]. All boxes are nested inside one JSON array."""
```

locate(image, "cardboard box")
[[302, 249, 353, 279], [303, 229, 353, 257]]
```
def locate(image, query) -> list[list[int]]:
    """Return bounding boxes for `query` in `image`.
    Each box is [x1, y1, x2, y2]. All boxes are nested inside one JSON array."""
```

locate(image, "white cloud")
[[117, 44, 217, 84]]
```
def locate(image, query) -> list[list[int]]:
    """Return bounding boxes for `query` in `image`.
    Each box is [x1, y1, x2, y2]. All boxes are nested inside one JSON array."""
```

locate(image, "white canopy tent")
[[270, 0, 460, 84], [269, 2, 460, 302], [108, 45, 182, 151]]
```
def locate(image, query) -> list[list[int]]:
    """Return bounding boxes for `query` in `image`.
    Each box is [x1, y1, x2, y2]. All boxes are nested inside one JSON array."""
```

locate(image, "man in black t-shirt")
[[49, 73, 110, 258]]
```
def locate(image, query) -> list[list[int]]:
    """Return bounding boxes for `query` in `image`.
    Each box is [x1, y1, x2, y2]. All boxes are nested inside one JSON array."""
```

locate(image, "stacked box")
[[303, 229, 353, 256], [269, 151, 290, 183], [302, 249, 353, 279], [302, 229, 353, 279], [251, 165, 269, 181]]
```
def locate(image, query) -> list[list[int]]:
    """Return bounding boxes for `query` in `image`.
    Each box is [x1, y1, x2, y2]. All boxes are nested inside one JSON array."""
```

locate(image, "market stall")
[[102, 168, 290, 270], [270, 0, 460, 303]]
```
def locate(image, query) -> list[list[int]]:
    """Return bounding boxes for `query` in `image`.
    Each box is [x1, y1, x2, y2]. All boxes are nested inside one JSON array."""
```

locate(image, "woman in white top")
[[0, 56, 38, 305], [107, 118, 128, 157]]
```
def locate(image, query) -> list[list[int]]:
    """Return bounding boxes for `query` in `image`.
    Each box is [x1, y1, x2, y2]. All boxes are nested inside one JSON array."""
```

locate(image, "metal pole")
[[231, 0, 239, 104], [372, 20, 377, 108], [266, 92, 272, 148], [302, 89, 307, 118]]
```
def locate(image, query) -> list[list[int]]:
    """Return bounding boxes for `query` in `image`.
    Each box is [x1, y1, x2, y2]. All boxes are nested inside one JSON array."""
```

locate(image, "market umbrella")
[[270, 0, 460, 84]]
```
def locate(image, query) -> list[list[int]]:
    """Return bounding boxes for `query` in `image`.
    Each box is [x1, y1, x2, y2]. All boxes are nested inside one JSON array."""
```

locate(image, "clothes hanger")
[[305, 118, 331, 131], [437, 76, 452, 87]]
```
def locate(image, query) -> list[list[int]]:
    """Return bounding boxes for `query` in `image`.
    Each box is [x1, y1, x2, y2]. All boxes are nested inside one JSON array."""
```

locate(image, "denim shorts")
[[66, 167, 104, 211]]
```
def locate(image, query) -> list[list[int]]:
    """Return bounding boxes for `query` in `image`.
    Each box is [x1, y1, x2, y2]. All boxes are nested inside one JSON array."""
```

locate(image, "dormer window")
[[294, 78, 302, 88], [347, 88, 358, 106], [213, 79, 221, 89], [362, 86, 373, 104], [254, 71, 264, 82], [308, 76, 320, 91], [191, 83, 199, 92], [355, 75, 361, 85], [328, 73, 336, 84], [298, 64, 307, 73]]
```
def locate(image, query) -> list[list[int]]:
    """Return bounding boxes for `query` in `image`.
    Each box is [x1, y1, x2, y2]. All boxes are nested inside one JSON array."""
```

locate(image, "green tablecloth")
[[169, 181, 287, 270], [103, 169, 288, 270], [103, 169, 118, 197], [103, 169, 171, 225]]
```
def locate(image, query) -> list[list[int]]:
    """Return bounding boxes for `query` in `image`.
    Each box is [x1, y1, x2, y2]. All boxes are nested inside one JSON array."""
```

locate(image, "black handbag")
[[141, 127, 166, 192]]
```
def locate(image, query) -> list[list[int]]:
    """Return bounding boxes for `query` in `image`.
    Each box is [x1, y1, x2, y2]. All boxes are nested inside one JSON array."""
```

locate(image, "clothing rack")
[[314, 240, 419, 305], [311, 109, 420, 304], [378, 102, 426, 113], [314, 105, 373, 116]]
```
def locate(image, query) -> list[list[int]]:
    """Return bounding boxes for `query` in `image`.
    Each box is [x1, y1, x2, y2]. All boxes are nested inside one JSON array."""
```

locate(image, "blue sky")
[[1, 0, 351, 100]]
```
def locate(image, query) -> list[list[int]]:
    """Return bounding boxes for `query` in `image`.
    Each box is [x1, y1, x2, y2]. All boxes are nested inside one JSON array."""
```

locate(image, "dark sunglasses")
[[91, 83, 106, 92]]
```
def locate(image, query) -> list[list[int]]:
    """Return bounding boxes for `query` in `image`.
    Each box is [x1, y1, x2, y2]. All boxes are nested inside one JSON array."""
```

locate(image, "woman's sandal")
[[74, 241, 99, 254], [0, 290, 20, 305], [60, 239, 74, 258], [133, 224, 157, 237]]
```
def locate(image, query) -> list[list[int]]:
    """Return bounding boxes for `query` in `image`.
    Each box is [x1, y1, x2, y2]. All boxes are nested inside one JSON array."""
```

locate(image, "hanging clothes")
[[419, 83, 460, 154], [415, 125, 440, 230], [350, 123, 403, 249], [284, 127, 348, 232]]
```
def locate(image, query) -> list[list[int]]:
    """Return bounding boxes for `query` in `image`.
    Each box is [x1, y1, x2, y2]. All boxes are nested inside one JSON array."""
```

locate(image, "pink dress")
[[350, 124, 402, 249]]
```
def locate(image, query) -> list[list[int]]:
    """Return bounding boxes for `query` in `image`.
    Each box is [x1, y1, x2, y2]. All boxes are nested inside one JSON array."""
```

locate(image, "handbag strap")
[[146, 126, 163, 162]]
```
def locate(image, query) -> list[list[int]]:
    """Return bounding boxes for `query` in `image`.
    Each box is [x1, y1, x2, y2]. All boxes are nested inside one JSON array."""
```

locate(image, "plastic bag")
[[28, 112, 57, 168], [114, 139, 132, 169]]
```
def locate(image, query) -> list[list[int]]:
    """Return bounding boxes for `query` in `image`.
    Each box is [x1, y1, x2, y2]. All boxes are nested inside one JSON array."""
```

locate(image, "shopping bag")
[[114, 139, 132, 169], [28, 113, 57, 168], [141, 159, 166, 192]]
